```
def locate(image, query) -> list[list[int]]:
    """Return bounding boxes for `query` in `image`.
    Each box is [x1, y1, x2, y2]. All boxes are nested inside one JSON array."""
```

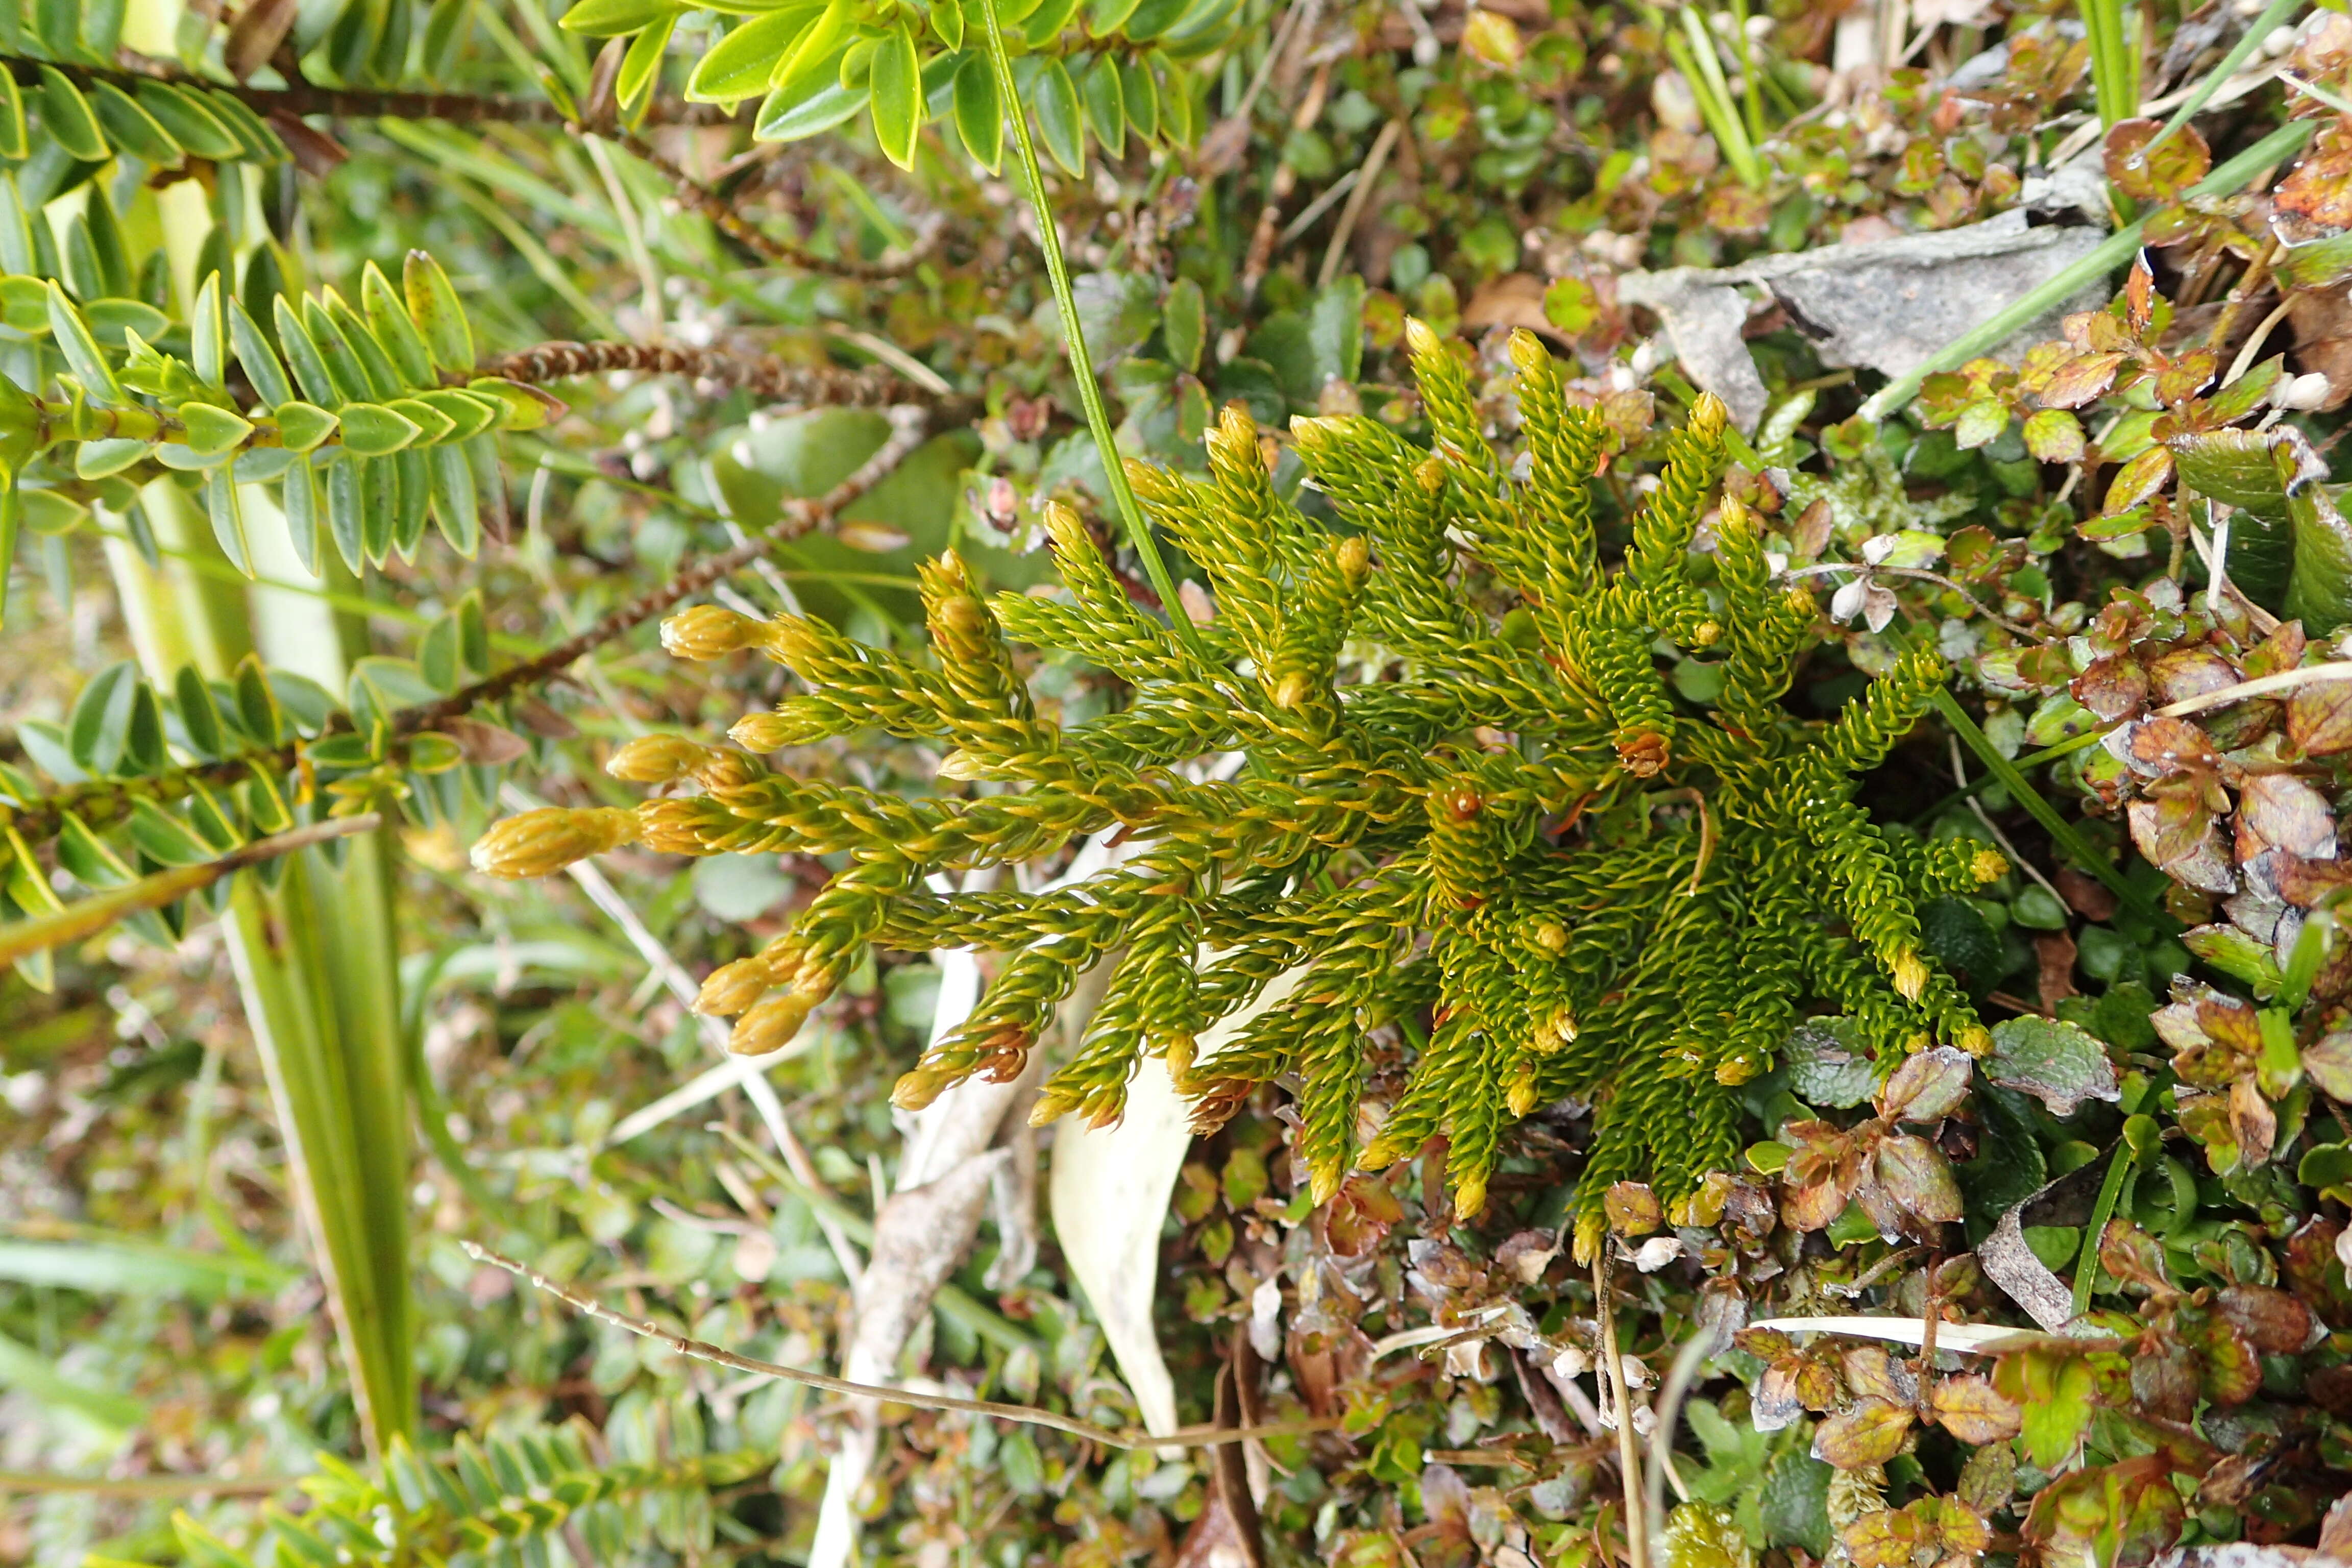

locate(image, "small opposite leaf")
[[336, 402, 421, 456], [1032, 56, 1085, 176], [45, 282, 122, 404], [36, 66, 109, 161], [952, 52, 1002, 171], [402, 251, 474, 373], [869, 21, 922, 169]]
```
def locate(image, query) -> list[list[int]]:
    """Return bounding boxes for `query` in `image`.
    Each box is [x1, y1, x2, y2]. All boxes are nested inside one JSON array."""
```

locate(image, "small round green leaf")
[[1080, 51, 1123, 159]]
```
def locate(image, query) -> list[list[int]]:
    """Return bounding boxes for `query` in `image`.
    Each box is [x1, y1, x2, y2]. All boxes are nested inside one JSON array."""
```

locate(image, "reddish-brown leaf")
[[2283, 1215, 2352, 1330], [1877, 1135, 1964, 1226], [2036, 932, 2080, 1009], [2301, 1029, 2352, 1100], [2274, 118, 2352, 234], [1879, 1045, 1974, 1122], [2126, 254, 2157, 333], [1929, 1374, 2023, 1443], [1842, 1345, 1916, 1407], [2197, 1315, 2263, 1406], [2238, 773, 2337, 859], [1784, 1174, 1850, 1233], [2130, 1341, 2200, 1423], [1814, 1397, 1916, 1471], [2229, 1076, 2277, 1168], [225, 0, 302, 81], [2103, 447, 2176, 515], [2214, 1283, 2313, 1354], [2289, 679, 2352, 755], [2042, 351, 2128, 408], [1840, 1507, 1924, 1568], [2073, 654, 2150, 721], [2123, 716, 2220, 776], [2145, 647, 2241, 706]]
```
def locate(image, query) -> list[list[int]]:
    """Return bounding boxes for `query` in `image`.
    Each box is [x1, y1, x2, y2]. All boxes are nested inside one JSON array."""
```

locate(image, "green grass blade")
[[2082, 0, 2139, 127], [0, 1233, 295, 1300], [978, 0, 1210, 663], [1929, 687, 2163, 927], [2138, 0, 2304, 160]]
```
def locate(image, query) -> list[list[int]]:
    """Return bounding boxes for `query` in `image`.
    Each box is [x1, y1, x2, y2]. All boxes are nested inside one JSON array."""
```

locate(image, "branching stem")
[[476, 340, 967, 415], [466, 1242, 1338, 1451], [597, 130, 941, 280], [0, 415, 926, 847]]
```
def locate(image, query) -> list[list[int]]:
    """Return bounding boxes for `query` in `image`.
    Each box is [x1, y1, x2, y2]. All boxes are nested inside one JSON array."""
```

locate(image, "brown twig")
[[1, 54, 732, 126], [1594, 1251, 1651, 1568], [465, 1242, 1340, 1452], [0, 814, 381, 967], [0, 413, 929, 847], [599, 130, 941, 280], [396, 408, 929, 733], [1316, 118, 1402, 289], [475, 340, 971, 419]]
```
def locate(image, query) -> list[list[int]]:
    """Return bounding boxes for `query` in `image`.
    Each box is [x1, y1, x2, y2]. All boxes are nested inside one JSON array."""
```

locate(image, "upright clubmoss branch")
[[977, 0, 1209, 664], [476, 334, 2008, 1248]]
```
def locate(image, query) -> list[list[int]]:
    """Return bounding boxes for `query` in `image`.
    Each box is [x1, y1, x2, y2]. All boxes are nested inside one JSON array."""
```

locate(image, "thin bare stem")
[[465, 1243, 1338, 1451], [599, 130, 941, 280], [412, 409, 927, 726], [475, 340, 968, 415], [1594, 1252, 1651, 1568], [0, 814, 380, 967], [1318, 119, 1402, 289], [2155, 659, 2352, 718]]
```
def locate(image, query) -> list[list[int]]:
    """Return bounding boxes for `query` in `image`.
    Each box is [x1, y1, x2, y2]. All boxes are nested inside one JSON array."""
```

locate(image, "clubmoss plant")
[[474, 323, 2002, 1255]]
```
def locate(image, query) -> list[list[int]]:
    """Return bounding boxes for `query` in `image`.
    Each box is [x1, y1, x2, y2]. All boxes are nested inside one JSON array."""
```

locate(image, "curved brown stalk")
[[476, 340, 972, 419]]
